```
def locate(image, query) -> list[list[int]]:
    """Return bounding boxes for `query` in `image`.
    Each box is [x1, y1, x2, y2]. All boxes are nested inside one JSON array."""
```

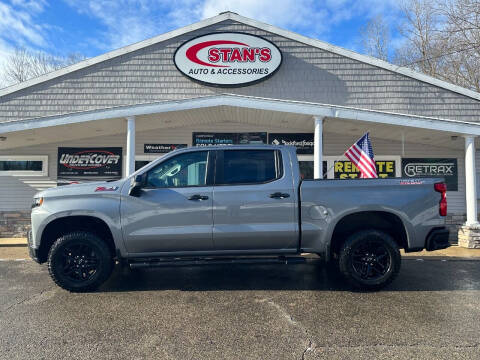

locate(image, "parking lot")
[[1, 257, 480, 359]]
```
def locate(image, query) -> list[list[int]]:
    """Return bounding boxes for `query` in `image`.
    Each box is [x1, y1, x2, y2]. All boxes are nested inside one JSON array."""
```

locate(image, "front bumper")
[[425, 227, 450, 251], [27, 230, 40, 263]]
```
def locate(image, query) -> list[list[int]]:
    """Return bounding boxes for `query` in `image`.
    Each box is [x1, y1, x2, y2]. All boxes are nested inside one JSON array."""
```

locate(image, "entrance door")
[[297, 154, 314, 179], [212, 149, 297, 251], [121, 150, 214, 254]]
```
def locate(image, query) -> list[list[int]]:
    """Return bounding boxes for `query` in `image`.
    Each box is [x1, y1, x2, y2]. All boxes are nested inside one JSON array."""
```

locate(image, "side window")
[[146, 151, 208, 188], [218, 150, 281, 185]]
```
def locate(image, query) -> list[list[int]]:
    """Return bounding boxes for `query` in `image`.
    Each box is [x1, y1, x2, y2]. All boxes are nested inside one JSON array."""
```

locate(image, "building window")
[[0, 156, 48, 176], [135, 155, 164, 171]]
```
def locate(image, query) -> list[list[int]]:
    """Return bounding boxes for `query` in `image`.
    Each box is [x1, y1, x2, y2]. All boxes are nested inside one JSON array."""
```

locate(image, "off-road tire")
[[338, 230, 401, 291], [47, 231, 114, 292]]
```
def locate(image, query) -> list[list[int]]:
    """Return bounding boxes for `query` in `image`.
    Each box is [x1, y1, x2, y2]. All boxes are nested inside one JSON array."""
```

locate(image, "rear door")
[[212, 149, 297, 251]]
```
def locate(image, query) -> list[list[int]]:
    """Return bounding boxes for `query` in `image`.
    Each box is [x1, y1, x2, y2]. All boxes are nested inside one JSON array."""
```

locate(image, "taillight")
[[434, 182, 447, 216]]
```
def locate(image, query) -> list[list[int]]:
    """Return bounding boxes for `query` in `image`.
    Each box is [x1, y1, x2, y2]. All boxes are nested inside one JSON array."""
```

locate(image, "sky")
[[0, 0, 405, 86]]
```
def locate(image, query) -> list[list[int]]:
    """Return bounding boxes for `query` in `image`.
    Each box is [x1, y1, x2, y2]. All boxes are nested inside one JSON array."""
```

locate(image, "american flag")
[[344, 132, 378, 179]]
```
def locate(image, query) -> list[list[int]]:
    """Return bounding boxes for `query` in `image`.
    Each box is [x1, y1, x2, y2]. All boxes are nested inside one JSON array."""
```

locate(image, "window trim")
[[214, 149, 284, 186], [142, 150, 212, 189], [0, 155, 48, 176]]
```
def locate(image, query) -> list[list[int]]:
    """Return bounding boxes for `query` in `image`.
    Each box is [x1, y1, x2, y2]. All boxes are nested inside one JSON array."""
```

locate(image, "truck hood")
[[35, 179, 126, 198]]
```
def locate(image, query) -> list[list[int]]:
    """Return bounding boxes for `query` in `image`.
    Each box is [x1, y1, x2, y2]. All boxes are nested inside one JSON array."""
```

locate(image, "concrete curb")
[[0, 238, 28, 246], [1, 239, 480, 258]]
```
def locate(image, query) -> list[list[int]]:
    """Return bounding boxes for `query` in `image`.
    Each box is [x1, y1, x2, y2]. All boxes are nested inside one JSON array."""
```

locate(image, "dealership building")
[[1, 12, 480, 246]]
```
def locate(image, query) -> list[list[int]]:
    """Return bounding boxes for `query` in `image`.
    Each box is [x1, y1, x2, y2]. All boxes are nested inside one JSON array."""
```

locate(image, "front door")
[[121, 150, 214, 254], [212, 149, 297, 251]]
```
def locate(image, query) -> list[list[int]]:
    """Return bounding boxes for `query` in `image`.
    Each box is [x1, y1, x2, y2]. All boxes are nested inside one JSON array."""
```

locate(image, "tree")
[[393, 0, 480, 91], [3, 47, 86, 87], [437, 0, 480, 90], [360, 15, 391, 61], [4, 47, 32, 84], [394, 0, 446, 77]]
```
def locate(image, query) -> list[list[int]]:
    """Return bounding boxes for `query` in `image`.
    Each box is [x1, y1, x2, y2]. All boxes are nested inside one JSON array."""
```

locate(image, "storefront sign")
[[57, 147, 122, 179], [268, 133, 314, 154], [193, 132, 267, 146], [334, 160, 396, 179], [174, 33, 282, 87], [401, 158, 458, 191], [144, 144, 187, 153]]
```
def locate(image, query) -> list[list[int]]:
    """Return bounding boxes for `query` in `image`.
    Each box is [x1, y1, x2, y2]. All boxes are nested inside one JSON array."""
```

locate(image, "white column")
[[126, 116, 136, 176], [464, 135, 478, 226], [313, 116, 324, 179]]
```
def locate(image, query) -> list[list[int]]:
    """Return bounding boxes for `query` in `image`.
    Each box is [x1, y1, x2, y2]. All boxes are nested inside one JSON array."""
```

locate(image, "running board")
[[129, 256, 306, 269]]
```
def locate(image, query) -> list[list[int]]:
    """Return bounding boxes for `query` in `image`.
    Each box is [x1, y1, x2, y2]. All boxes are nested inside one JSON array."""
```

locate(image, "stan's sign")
[[174, 33, 282, 87]]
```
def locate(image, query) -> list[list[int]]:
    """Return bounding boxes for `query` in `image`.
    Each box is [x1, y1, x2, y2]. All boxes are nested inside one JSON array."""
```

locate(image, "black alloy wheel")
[[351, 239, 392, 281], [48, 232, 114, 292], [60, 243, 100, 283], [338, 229, 401, 291]]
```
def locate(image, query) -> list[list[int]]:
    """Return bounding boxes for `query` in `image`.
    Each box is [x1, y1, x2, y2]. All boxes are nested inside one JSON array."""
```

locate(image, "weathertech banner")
[[144, 144, 187, 153], [57, 147, 122, 179]]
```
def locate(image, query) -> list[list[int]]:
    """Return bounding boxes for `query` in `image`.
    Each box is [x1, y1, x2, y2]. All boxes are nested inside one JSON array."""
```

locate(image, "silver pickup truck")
[[29, 145, 449, 292]]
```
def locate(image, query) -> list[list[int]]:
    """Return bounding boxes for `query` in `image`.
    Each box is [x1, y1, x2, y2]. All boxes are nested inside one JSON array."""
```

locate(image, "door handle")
[[270, 192, 290, 199], [188, 194, 209, 201]]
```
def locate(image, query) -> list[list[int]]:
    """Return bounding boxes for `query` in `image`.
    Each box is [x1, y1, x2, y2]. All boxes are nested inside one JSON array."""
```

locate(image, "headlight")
[[32, 197, 43, 208]]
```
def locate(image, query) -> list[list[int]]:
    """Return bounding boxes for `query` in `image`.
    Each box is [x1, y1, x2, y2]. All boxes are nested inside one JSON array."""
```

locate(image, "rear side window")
[[217, 150, 282, 185]]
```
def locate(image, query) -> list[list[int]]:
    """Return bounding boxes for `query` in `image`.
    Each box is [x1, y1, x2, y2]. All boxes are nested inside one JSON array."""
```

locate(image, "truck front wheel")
[[47, 232, 114, 292], [338, 230, 401, 291]]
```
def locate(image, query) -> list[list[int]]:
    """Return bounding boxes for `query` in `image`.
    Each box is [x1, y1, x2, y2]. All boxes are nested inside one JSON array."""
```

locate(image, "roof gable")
[[1, 12, 480, 101]]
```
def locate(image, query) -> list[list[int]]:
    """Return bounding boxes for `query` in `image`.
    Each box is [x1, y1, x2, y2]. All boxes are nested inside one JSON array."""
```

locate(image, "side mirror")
[[129, 174, 145, 197]]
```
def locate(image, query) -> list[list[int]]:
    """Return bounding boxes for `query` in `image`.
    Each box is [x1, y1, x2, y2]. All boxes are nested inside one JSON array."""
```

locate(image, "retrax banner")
[[401, 158, 458, 191], [57, 147, 122, 179]]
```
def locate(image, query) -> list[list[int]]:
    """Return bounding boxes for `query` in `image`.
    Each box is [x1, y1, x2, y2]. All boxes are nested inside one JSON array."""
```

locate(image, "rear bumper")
[[27, 230, 40, 263], [425, 227, 450, 251]]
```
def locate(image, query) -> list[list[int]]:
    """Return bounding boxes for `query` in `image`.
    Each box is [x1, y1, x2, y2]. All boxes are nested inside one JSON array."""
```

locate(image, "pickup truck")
[[28, 145, 450, 292]]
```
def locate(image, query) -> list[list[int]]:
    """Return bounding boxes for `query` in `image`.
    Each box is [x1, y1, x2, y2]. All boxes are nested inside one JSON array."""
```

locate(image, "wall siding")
[[1, 20, 480, 123]]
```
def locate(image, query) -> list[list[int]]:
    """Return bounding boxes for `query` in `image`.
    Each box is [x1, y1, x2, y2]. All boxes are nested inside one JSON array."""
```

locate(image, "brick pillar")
[[458, 225, 480, 249]]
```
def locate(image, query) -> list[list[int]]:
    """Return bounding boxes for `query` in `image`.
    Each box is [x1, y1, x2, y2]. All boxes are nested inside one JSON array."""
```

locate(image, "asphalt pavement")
[[1, 258, 480, 359]]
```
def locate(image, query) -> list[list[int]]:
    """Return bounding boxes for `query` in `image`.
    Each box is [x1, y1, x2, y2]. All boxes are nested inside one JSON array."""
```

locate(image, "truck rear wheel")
[[338, 230, 401, 291], [47, 232, 114, 292]]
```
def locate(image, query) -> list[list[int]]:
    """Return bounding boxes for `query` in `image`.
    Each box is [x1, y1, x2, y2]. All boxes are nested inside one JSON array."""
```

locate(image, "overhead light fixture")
[[0, 136, 6, 141]]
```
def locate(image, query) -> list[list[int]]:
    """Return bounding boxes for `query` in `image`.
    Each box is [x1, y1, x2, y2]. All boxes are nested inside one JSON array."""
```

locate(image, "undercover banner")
[[57, 147, 122, 179]]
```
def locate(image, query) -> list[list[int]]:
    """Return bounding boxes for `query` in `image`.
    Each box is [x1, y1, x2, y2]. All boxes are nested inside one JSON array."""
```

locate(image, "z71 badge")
[[95, 186, 119, 192]]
